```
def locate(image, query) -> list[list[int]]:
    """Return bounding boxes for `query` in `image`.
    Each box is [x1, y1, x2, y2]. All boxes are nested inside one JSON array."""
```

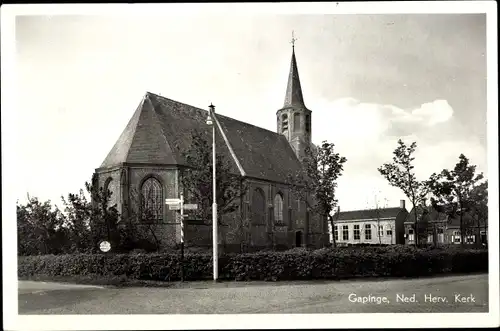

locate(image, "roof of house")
[[405, 206, 475, 228], [335, 207, 407, 221], [99, 92, 304, 183]]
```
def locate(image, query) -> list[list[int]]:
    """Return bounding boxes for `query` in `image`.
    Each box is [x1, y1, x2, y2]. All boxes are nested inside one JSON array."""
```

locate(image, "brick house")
[[331, 200, 409, 246], [404, 206, 488, 245], [94, 45, 329, 251]]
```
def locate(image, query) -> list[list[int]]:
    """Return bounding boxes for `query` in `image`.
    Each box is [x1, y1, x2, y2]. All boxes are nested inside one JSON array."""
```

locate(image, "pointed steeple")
[[283, 32, 305, 108]]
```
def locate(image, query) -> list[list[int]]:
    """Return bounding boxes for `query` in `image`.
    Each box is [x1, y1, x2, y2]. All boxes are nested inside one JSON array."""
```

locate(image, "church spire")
[[283, 31, 305, 108]]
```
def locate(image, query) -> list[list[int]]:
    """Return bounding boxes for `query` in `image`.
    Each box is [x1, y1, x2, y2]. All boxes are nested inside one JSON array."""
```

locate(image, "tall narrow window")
[[342, 225, 349, 240], [305, 114, 311, 133], [293, 113, 301, 132], [353, 224, 360, 240], [141, 177, 163, 222], [334, 225, 339, 241], [251, 188, 266, 225], [274, 193, 284, 224], [281, 114, 288, 133], [104, 177, 113, 208], [365, 224, 372, 240]]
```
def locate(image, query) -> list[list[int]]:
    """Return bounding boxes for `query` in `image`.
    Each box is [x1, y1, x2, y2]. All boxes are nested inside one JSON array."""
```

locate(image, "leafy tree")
[[373, 197, 389, 245], [469, 181, 488, 244], [17, 195, 68, 255], [427, 154, 486, 245], [378, 140, 431, 246], [61, 174, 121, 253], [181, 129, 247, 225], [287, 141, 347, 248]]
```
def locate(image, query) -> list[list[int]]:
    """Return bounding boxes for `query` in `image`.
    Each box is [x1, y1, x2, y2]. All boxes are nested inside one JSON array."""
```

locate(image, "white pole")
[[180, 192, 184, 242], [211, 108, 218, 281], [180, 192, 185, 281]]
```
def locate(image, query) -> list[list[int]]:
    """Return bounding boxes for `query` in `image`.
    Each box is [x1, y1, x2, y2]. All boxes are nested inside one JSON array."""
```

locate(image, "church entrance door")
[[295, 231, 302, 247]]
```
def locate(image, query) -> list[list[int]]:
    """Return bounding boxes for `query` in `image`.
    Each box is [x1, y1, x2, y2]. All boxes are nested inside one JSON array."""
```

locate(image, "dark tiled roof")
[[336, 207, 405, 221], [100, 92, 303, 183], [405, 206, 474, 227]]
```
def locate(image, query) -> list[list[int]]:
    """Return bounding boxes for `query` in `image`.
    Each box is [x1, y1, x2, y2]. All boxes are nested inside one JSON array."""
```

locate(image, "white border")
[[2, 2, 498, 330]]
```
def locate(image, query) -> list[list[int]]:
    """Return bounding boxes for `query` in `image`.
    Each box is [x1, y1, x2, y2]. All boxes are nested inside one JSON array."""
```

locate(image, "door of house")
[[295, 231, 302, 247]]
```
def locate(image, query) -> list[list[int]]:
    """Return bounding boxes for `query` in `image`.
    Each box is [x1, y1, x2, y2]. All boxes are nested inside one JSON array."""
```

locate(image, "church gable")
[[100, 95, 177, 167]]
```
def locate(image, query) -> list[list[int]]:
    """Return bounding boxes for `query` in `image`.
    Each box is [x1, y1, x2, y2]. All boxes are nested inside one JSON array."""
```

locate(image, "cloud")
[[310, 97, 486, 210]]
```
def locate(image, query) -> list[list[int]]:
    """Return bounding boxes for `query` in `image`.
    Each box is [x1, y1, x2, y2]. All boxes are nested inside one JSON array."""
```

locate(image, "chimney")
[[400, 200, 406, 209]]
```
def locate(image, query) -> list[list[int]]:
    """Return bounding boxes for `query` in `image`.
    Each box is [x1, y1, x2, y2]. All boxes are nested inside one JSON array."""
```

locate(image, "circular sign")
[[99, 240, 111, 252]]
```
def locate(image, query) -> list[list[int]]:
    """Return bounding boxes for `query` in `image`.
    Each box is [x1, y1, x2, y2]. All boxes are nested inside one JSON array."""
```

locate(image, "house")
[[93, 43, 329, 251], [404, 206, 488, 245], [331, 200, 409, 245]]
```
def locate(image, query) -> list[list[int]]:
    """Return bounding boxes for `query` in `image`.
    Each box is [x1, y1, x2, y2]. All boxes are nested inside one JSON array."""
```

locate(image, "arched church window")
[[305, 114, 311, 133], [251, 188, 266, 225], [104, 177, 113, 208], [281, 114, 288, 133], [274, 193, 284, 224], [293, 113, 301, 132], [141, 177, 163, 222]]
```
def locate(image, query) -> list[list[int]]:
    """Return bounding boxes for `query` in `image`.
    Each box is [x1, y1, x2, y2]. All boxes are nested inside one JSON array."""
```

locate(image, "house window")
[[378, 225, 384, 237], [251, 188, 266, 225], [452, 230, 461, 243], [437, 228, 444, 234], [342, 225, 349, 240], [386, 229, 393, 236], [466, 235, 475, 244], [353, 224, 360, 240], [293, 113, 301, 132], [408, 228, 414, 241], [274, 193, 284, 224], [282, 114, 288, 133], [334, 225, 339, 241], [141, 177, 163, 222], [365, 224, 372, 240]]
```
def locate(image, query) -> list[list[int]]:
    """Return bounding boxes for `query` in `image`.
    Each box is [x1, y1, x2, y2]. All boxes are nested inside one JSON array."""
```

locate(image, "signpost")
[[169, 204, 198, 211], [165, 195, 198, 282]]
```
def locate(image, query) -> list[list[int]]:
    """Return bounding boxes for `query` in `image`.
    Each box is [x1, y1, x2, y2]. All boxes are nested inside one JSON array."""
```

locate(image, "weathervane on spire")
[[290, 30, 298, 48]]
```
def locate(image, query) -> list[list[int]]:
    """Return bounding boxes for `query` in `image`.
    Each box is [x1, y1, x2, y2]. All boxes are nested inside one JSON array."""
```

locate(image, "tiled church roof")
[[99, 92, 303, 183]]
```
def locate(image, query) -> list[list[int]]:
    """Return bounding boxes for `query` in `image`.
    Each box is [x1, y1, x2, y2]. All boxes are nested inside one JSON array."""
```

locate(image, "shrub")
[[18, 246, 488, 282]]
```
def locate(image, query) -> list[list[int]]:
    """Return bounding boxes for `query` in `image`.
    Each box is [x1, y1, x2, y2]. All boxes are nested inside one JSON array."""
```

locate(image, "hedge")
[[18, 245, 488, 282]]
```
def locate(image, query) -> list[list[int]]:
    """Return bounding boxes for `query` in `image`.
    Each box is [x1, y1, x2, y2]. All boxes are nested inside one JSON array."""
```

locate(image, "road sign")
[[165, 198, 181, 204], [170, 204, 197, 210], [99, 240, 111, 252]]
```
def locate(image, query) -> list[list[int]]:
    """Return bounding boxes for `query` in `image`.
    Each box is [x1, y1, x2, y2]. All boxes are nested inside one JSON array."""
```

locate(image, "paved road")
[[18, 274, 488, 314]]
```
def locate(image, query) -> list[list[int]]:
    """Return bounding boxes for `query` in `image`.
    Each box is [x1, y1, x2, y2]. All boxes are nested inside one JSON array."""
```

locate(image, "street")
[[18, 274, 488, 314]]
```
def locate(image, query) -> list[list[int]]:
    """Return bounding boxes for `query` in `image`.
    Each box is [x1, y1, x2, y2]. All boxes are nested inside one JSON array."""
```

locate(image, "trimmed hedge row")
[[18, 245, 488, 282]]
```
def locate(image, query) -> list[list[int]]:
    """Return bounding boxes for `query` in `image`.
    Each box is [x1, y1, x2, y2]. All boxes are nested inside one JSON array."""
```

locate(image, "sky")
[[11, 11, 489, 211]]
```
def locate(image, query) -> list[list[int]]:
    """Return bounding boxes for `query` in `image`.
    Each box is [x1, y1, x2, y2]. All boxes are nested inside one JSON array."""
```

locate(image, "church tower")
[[276, 33, 312, 161]]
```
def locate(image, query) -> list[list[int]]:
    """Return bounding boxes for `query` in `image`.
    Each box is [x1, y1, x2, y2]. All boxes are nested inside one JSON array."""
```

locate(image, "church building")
[[94, 43, 329, 252]]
